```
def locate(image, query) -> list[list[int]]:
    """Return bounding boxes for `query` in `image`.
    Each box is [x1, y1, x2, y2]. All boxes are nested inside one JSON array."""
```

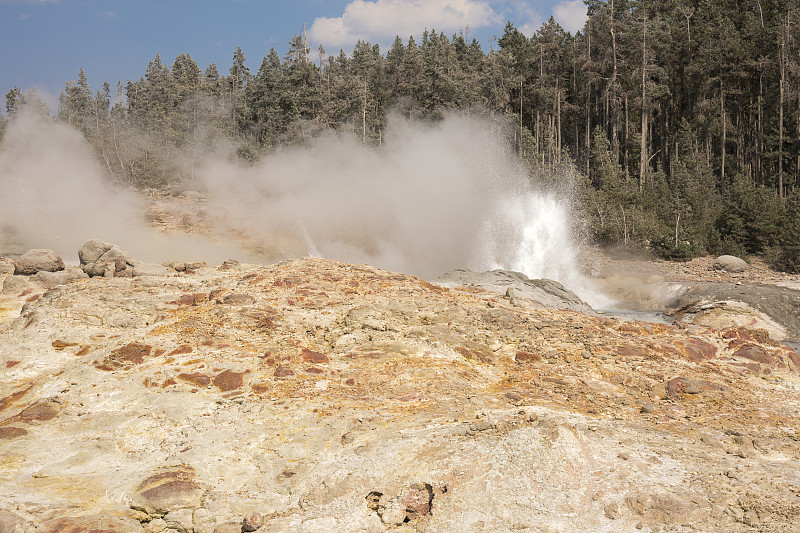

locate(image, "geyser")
[[0, 109, 604, 305], [202, 113, 606, 305]]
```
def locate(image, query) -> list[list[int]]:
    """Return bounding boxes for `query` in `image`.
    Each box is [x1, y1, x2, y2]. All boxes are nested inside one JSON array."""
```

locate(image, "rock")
[[13, 249, 64, 275], [435, 268, 593, 312], [1, 275, 30, 296], [712, 255, 747, 273], [667, 281, 800, 342], [39, 515, 143, 533], [241, 511, 264, 532], [0, 510, 26, 533], [133, 263, 172, 277], [163, 508, 195, 532], [32, 266, 88, 289], [640, 403, 655, 414], [214, 523, 244, 533], [604, 502, 621, 520], [79, 239, 135, 277], [222, 293, 255, 306], [131, 467, 205, 516]]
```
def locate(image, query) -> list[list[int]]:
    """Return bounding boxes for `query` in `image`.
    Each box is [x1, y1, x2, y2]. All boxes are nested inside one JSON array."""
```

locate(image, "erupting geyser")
[[0, 110, 606, 305]]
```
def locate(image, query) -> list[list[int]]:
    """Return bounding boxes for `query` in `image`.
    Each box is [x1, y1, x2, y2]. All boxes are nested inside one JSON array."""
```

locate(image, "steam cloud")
[[0, 109, 604, 304]]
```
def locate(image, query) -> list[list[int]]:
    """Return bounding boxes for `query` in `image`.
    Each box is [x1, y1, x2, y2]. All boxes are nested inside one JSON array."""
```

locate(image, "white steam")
[[0, 109, 605, 305], [0, 110, 248, 265]]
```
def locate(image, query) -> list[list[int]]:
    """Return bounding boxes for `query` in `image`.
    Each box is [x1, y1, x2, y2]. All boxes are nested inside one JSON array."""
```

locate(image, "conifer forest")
[[4, 0, 800, 269]]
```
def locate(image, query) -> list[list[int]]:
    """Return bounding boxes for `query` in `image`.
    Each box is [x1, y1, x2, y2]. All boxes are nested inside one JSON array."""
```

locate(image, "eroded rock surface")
[[0, 258, 798, 532], [436, 268, 593, 312]]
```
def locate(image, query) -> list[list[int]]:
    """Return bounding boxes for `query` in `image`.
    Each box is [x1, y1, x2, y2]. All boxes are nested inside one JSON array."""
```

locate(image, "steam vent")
[[1, 251, 799, 532]]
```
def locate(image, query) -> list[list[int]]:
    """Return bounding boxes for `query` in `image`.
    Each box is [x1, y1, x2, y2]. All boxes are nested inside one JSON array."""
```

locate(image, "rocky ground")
[[1, 192, 800, 532], [1, 246, 800, 532]]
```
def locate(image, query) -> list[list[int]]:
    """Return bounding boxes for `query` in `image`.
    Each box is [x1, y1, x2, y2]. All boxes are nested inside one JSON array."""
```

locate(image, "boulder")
[[132, 263, 172, 277], [712, 255, 747, 273], [78, 239, 135, 277], [1, 275, 31, 296], [13, 249, 64, 275], [32, 267, 89, 289], [436, 268, 592, 312]]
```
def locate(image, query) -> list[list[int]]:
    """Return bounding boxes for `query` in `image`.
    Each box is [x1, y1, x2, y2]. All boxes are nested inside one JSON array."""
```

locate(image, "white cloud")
[[308, 0, 501, 48], [553, 0, 587, 34], [18, 11, 32, 19], [506, 0, 543, 37]]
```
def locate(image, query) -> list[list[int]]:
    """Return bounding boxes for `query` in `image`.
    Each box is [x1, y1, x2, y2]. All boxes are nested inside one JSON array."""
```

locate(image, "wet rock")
[[712, 255, 747, 273], [14, 249, 64, 275], [436, 268, 593, 312], [79, 239, 135, 277]]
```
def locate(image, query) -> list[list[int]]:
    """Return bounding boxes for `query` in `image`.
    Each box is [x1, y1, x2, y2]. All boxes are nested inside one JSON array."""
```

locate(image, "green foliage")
[[7, 1, 800, 268]]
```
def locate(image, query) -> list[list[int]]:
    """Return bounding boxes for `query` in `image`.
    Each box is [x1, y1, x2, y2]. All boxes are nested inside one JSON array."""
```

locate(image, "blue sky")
[[1, 0, 588, 112]]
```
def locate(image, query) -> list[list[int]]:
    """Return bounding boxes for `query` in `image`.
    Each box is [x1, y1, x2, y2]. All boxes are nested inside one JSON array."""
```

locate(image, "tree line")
[[3, 0, 800, 268]]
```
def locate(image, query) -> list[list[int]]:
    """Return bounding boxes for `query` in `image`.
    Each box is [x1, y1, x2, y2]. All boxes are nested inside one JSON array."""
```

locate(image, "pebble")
[[641, 403, 655, 414]]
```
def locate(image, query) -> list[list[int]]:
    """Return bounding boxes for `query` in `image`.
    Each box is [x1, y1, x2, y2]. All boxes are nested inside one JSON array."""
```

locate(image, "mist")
[[0, 109, 605, 305], [0, 109, 249, 265]]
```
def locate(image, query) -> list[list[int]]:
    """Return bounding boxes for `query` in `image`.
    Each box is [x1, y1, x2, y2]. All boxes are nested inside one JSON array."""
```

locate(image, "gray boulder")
[[13, 249, 64, 275], [712, 255, 747, 273], [436, 269, 592, 312], [32, 267, 89, 289], [78, 239, 135, 277], [132, 263, 172, 277]]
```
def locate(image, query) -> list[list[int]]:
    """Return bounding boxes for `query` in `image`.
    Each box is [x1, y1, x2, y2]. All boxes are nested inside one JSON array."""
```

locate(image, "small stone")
[[582, 350, 591, 359], [241, 511, 264, 532], [618, 452, 630, 461], [379, 497, 407, 526], [640, 403, 655, 414], [604, 503, 621, 520]]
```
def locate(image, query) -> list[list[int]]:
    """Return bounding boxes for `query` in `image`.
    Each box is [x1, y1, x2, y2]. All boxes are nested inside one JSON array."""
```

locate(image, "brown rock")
[[0, 427, 28, 440], [301, 348, 329, 364], [178, 372, 211, 388], [131, 467, 204, 516], [732, 344, 775, 365], [514, 351, 542, 364], [39, 515, 143, 533], [14, 398, 59, 423], [212, 370, 246, 392], [273, 366, 295, 378]]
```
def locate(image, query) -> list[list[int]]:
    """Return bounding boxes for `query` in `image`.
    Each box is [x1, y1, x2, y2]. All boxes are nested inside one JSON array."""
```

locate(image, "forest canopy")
[[3, 0, 800, 269]]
